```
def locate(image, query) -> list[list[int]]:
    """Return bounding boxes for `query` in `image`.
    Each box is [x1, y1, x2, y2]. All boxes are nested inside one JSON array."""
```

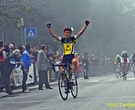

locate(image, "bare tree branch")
[[0, 0, 36, 26]]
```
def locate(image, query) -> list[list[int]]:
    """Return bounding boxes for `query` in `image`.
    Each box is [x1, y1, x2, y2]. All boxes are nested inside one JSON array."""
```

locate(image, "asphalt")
[[0, 72, 112, 98], [0, 81, 58, 98]]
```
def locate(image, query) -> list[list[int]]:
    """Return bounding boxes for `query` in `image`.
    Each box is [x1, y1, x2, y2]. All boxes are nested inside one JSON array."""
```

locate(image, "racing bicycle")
[[52, 61, 78, 100], [114, 63, 121, 78]]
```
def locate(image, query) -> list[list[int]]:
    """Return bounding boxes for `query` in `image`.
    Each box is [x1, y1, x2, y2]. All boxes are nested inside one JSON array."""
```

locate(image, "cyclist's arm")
[[76, 20, 90, 39], [46, 22, 60, 41], [46, 22, 61, 41]]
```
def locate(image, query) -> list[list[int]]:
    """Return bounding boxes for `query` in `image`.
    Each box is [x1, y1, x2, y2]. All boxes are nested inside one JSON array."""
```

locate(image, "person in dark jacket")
[[37, 44, 53, 90], [0, 49, 22, 95], [83, 52, 89, 79], [20, 44, 31, 93]]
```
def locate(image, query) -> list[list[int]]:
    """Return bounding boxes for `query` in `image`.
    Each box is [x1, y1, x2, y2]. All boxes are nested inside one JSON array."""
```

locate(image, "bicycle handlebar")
[[52, 63, 66, 72]]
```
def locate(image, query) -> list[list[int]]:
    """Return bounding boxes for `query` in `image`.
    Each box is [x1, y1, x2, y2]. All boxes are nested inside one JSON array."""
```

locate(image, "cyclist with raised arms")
[[46, 20, 90, 79]]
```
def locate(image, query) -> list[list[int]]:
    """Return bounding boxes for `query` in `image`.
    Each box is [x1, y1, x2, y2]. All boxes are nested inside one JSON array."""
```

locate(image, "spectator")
[[20, 44, 32, 93], [0, 40, 4, 92], [75, 53, 82, 78], [54, 55, 61, 79], [0, 49, 22, 95], [3, 44, 10, 57], [8, 43, 15, 55], [18, 45, 25, 55], [37, 44, 53, 90], [82, 52, 89, 79], [32, 46, 38, 85]]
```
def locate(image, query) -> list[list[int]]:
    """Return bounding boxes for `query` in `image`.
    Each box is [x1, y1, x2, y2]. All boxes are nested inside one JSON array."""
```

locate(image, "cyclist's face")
[[64, 31, 71, 38], [123, 54, 127, 57]]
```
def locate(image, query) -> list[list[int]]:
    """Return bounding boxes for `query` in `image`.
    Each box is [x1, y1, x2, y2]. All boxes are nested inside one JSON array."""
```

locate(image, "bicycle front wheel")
[[71, 76, 78, 98], [58, 73, 68, 100]]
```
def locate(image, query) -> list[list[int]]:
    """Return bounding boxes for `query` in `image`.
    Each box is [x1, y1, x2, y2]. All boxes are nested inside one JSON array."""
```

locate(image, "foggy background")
[[0, 0, 135, 56]]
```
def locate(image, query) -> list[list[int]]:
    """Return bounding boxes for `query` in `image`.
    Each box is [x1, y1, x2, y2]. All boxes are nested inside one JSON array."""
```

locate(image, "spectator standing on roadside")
[[82, 52, 89, 79], [20, 44, 31, 93], [0, 41, 4, 64], [54, 55, 61, 80], [37, 44, 53, 90], [32, 46, 38, 85], [8, 43, 15, 55], [3, 44, 10, 57], [74, 53, 82, 78], [0, 40, 5, 92], [0, 49, 23, 95], [47, 46, 55, 81]]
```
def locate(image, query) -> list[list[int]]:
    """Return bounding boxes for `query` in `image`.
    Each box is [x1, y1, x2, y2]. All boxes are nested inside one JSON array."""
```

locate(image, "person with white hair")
[[8, 43, 15, 55], [0, 49, 23, 95]]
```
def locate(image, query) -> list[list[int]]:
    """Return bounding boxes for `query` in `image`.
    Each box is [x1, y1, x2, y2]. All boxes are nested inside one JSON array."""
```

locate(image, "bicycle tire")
[[71, 76, 78, 98], [115, 72, 119, 78], [58, 72, 68, 100], [123, 73, 127, 81]]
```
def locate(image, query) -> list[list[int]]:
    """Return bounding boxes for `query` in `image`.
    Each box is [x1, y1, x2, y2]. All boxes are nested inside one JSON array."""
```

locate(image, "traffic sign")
[[25, 27, 37, 39]]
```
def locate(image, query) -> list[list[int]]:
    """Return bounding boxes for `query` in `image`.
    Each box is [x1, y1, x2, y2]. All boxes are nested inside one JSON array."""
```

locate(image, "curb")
[[0, 81, 58, 98]]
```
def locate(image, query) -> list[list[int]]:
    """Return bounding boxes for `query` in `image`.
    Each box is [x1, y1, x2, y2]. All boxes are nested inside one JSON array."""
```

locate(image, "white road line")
[[89, 80, 100, 82], [105, 79, 116, 82], [127, 77, 135, 80]]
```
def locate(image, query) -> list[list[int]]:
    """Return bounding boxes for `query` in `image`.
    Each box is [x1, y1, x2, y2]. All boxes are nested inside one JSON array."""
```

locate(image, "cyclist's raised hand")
[[85, 20, 90, 26], [46, 22, 51, 28]]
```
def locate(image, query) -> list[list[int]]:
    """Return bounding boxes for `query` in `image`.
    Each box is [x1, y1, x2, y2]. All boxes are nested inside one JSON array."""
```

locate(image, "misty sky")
[[1, 0, 135, 56]]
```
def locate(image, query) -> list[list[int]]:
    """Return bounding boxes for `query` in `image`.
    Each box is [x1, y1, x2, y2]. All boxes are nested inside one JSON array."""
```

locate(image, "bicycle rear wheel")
[[115, 72, 119, 78], [123, 73, 127, 81], [71, 76, 78, 98], [58, 73, 68, 100]]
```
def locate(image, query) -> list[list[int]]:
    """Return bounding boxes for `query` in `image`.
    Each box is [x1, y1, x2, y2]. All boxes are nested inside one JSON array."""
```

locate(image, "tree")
[[0, 0, 36, 26]]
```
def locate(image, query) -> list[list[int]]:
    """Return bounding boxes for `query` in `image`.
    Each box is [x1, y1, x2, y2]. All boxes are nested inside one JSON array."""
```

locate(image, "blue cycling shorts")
[[61, 54, 74, 64]]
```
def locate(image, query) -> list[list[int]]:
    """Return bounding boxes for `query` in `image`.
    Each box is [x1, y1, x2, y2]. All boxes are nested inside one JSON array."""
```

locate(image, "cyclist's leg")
[[60, 55, 70, 93], [120, 63, 124, 77], [60, 55, 67, 73], [72, 58, 77, 75]]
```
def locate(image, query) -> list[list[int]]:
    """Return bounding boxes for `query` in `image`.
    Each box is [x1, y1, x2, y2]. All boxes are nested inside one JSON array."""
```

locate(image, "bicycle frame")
[[52, 62, 72, 79]]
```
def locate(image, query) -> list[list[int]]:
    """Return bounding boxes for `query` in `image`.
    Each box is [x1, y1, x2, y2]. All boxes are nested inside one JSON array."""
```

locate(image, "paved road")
[[1, 72, 135, 110]]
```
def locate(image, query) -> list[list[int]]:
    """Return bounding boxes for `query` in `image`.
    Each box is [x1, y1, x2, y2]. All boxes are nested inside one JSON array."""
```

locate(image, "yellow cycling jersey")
[[58, 35, 77, 55], [63, 43, 73, 55]]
